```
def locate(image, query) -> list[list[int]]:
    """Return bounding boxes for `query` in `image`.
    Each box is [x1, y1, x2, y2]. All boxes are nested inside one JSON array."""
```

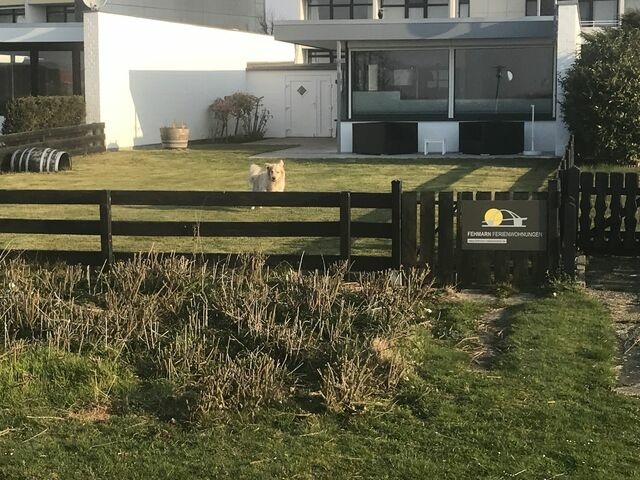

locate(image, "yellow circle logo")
[[484, 208, 504, 227]]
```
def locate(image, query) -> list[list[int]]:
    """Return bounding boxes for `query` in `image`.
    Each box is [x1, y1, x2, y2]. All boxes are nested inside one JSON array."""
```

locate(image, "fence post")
[[339, 191, 351, 264], [391, 180, 402, 270], [100, 190, 114, 267], [401, 191, 417, 267], [547, 178, 561, 273], [562, 167, 580, 278], [419, 191, 436, 272], [438, 191, 455, 285]]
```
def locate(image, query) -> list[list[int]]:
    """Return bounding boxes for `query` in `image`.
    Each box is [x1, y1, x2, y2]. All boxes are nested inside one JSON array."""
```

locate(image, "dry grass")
[[0, 254, 438, 417]]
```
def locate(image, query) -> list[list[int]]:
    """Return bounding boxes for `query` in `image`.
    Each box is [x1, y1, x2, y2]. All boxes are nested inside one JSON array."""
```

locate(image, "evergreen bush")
[[2, 96, 85, 134], [561, 11, 640, 165]]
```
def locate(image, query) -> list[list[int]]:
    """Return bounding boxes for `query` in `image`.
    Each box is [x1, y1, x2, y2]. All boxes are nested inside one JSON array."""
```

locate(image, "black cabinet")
[[459, 121, 524, 155], [352, 122, 418, 155]]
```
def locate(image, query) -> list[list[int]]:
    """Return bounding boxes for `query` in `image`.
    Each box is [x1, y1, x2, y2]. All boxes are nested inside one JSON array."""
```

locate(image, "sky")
[[265, 0, 299, 20]]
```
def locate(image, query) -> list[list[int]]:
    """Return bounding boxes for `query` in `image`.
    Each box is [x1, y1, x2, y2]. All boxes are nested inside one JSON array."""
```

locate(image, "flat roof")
[[274, 17, 556, 49]]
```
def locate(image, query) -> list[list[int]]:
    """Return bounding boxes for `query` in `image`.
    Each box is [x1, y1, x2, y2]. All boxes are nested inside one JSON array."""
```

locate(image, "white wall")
[[84, 12, 295, 149], [340, 121, 558, 154], [555, 1, 582, 155], [247, 69, 337, 137]]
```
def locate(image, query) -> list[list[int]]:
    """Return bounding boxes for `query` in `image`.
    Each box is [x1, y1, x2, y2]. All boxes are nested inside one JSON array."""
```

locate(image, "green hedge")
[[2, 96, 86, 134]]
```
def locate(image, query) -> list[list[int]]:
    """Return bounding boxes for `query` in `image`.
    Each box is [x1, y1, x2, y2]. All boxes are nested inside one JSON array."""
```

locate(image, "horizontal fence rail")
[[0, 184, 402, 272], [0, 123, 106, 169]]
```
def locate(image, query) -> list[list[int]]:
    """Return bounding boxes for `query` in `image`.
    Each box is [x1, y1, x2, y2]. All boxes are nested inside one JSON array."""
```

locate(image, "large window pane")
[[352, 49, 449, 116], [454, 46, 554, 116], [38, 51, 74, 96], [0, 52, 31, 116], [593, 0, 617, 21]]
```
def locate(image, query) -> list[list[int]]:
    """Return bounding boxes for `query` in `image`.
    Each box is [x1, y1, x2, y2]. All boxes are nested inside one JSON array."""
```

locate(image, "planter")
[[160, 126, 189, 149]]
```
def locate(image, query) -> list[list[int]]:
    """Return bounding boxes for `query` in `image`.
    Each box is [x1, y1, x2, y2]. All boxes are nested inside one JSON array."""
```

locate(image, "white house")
[[1, 0, 639, 152], [271, 0, 640, 155]]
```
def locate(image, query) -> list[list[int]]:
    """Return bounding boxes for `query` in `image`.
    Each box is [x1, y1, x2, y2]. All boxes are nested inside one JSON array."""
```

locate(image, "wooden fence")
[[398, 182, 561, 287], [0, 123, 106, 169], [560, 167, 640, 258], [0, 184, 403, 272], [0, 178, 566, 286]]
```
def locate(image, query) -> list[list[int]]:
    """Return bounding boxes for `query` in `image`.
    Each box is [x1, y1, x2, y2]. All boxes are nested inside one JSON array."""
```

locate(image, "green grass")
[[580, 163, 640, 174], [0, 144, 557, 254], [1, 289, 638, 479]]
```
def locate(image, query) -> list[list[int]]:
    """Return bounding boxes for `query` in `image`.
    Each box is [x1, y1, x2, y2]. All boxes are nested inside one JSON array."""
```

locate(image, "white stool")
[[424, 139, 446, 155]]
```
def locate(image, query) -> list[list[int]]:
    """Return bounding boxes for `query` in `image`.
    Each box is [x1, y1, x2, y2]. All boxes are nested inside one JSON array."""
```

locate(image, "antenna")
[[82, 0, 108, 11]]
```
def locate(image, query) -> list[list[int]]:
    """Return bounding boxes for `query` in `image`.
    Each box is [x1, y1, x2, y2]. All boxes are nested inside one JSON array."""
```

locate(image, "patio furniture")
[[352, 122, 418, 155], [459, 121, 524, 155], [424, 138, 446, 155]]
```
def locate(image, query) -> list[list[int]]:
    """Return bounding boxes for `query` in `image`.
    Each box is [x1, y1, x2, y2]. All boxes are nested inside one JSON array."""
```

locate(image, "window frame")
[[578, 0, 619, 23], [0, 7, 25, 23], [307, 0, 373, 20], [45, 5, 76, 23], [382, 0, 451, 19], [347, 44, 556, 122]]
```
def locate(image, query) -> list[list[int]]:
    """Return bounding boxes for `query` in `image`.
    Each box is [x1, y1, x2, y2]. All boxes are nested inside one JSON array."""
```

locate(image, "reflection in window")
[[38, 51, 74, 96], [308, 0, 372, 19], [526, 0, 555, 16], [0, 8, 25, 23], [579, 0, 618, 24], [454, 46, 554, 116], [458, 0, 469, 17], [352, 49, 449, 116], [0, 52, 31, 116], [382, 0, 450, 19], [46, 5, 76, 22]]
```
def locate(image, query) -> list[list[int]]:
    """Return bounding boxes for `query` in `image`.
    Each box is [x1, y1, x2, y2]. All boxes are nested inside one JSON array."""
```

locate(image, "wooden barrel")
[[9, 148, 72, 173]]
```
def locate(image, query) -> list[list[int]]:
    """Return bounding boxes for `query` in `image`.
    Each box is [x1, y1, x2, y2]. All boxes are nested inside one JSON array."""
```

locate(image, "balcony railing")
[[580, 18, 621, 27]]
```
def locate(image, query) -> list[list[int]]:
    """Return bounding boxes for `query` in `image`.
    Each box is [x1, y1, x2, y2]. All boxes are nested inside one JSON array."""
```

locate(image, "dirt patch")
[[68, 405, 112, 423], [452, 290, 536, 369]]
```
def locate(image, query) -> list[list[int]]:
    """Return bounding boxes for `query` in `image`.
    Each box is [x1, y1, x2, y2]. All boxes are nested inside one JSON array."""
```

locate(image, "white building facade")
[[272, 0, 640, 154]]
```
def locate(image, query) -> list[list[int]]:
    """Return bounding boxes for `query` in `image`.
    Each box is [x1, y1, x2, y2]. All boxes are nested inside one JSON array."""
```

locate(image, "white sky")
[[265, 0, 299, 20]]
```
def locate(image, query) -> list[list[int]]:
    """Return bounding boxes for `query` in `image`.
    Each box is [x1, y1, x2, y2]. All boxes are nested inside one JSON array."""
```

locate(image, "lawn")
[[0, 262, 638, 480], [0, 144, 558, 254]]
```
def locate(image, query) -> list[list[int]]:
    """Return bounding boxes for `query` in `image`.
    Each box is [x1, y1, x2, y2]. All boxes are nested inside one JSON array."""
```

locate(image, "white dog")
[[248, 160, 286, 192]]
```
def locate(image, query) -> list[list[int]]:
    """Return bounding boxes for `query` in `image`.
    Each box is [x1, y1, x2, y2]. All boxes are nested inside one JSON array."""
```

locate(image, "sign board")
[[460, 200, 547, 251]]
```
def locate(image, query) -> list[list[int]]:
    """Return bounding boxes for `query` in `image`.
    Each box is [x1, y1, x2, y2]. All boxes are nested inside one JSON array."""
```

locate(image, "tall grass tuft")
[[0, 255, 437, 417]]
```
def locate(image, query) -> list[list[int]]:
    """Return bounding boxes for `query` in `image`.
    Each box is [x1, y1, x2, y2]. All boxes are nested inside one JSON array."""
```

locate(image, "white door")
[[286, 75, 334, 137]]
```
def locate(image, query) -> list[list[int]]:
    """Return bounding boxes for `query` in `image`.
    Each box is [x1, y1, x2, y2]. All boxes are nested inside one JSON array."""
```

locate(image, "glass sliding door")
[[351, 49, 449, 117], [38, 51, 74, 96], [454, 46, 554, 117]]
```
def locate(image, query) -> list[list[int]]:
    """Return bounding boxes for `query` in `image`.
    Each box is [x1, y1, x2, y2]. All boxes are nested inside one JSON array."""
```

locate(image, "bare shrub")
[[0, 254, 437, 417]]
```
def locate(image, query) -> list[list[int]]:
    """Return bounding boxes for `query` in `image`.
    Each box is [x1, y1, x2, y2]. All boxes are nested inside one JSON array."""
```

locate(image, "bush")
[[2, 95, 85, 134], [561, 12, 640, 165], [209, 92, 271, 143]]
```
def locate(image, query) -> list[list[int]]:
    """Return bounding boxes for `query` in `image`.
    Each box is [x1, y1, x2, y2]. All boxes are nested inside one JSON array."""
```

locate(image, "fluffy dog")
[[248, 160, 286, 192]]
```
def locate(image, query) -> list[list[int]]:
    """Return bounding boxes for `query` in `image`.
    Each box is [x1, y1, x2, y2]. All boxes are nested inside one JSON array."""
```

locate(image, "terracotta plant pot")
[[160, 126, 189, 149]]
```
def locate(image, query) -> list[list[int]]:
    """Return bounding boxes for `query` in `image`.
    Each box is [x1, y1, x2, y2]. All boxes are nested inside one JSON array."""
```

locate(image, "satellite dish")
[[82, 0, 108, 11]]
